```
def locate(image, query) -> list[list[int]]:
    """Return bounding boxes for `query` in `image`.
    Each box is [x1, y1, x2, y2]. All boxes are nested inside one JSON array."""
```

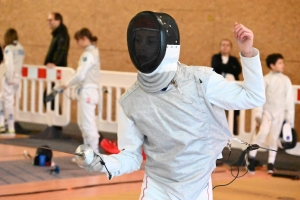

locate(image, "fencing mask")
[[278, 122, 297, 150], [127, 11, 180, 74]]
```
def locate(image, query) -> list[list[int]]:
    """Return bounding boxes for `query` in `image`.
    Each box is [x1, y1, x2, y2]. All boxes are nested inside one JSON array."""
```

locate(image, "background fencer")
[[0, 28, 25, 135], [57, 28, 101, 154], [248, 53, 294, 174], [76, 11, 265, 200]]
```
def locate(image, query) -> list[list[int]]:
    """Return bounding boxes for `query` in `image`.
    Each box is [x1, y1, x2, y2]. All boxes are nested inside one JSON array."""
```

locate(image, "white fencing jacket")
[[65, 45, 100, 88], [3, 41, 24, 84], [100, 48, 265, 199], [255, 71, 294, 127]]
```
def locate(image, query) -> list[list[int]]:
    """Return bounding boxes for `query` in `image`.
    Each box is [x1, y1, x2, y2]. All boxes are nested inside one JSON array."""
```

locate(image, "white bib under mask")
[[137, 45, 180, 93]]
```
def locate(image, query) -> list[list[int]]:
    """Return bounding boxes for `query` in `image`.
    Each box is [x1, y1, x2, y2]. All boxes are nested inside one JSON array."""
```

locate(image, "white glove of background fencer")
[[53, 84, 64, 93], [75, 144, 104, 172], [6, 74, 20, 86]]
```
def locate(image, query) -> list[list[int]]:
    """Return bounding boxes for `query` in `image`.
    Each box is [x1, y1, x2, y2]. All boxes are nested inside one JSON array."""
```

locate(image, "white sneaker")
[[7, 130, 16, 136], [0, 126, 6, 133], [248, 170, 256, 175], [0, 130, 15, 137], [267, 163, 274, 174]]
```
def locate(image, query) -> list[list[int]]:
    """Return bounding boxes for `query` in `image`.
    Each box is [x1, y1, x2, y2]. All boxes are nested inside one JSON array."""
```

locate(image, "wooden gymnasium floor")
[[0, 134, 299, 200]]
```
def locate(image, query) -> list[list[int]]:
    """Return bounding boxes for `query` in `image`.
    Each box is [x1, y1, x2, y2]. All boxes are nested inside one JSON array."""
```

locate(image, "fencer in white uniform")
[[248, 54, 294, 174], [76, 11, 265, 200], [0, 29, 24, 135], [60, 28, 100, 152]]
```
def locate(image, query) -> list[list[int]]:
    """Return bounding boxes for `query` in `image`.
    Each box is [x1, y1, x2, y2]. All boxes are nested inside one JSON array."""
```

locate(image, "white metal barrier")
[[0, 63, 299, 155], [8, 65, 75, 126], [95, 72, 300, 155], [96, 72, 299, 137], [96, 70, 137, 133]]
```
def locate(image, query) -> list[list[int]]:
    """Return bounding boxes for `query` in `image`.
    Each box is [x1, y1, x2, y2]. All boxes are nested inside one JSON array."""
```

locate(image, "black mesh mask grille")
[[127, 11, 180, 73]]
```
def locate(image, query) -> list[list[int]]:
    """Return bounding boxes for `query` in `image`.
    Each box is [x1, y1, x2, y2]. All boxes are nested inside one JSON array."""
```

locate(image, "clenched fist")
[[233, 22, 254, 57]]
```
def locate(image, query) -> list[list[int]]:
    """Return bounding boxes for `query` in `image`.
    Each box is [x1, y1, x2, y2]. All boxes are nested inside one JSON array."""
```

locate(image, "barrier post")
[[76, 70, 138, 134]]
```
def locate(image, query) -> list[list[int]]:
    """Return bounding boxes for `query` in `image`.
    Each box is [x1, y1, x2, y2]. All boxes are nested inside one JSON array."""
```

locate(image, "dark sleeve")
[[222, 57, 242, 80], [44, 38, 55, 65], [0, 45, 3, 63], [52, 33, 70, 66], [233, 57, 242, 74], [211, 54, 223, 75], [231, 57, 242, 80]]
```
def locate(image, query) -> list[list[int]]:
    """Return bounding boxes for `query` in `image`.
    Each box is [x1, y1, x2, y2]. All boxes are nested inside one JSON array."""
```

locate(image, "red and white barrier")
[[293, 87, 300, 104], [0, 63, 299, 155], [71, 69, 300, 155], [21, 67, 62, 81], [16, 65, 74, 126]]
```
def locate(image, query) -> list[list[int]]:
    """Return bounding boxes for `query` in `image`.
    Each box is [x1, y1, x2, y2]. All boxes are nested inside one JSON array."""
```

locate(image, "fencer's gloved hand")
[[53, 84, 64, 93], [45, 85, 64, 103], [75, 144, 104, 172], [83, 153, 104, 172], [6, 75, 19, 86]]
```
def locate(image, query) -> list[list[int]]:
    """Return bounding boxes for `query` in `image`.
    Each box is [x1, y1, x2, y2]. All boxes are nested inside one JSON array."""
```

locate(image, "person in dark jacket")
[[45, 12, 70, 67], [211, 39, 242, 135], [43, 12, 69, 136], [211, 39, 242, 80], [0, 44, 3, 63]]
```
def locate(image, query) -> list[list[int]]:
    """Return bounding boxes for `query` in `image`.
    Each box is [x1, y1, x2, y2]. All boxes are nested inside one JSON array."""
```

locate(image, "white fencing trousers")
[[250, 111, 284, 164], [0, 77, 20, 131], [139, 175, 213, 200], [77, 88, 99, 152]]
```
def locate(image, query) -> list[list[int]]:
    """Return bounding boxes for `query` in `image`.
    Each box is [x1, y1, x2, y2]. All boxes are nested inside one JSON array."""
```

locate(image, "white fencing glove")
[[75, 144, 114, 180], [75, 144, 104, 172], [83, 153, 104, 172], [53, 84, 64, 92]]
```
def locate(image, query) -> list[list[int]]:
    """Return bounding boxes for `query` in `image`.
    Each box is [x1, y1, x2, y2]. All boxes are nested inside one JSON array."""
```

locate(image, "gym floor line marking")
[[0, 180, 143, 197]]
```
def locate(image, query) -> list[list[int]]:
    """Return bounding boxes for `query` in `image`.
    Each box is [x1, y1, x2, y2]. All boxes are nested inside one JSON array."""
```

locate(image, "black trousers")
[[233, 110, 239, 135], [225, 110, 239, 135]]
